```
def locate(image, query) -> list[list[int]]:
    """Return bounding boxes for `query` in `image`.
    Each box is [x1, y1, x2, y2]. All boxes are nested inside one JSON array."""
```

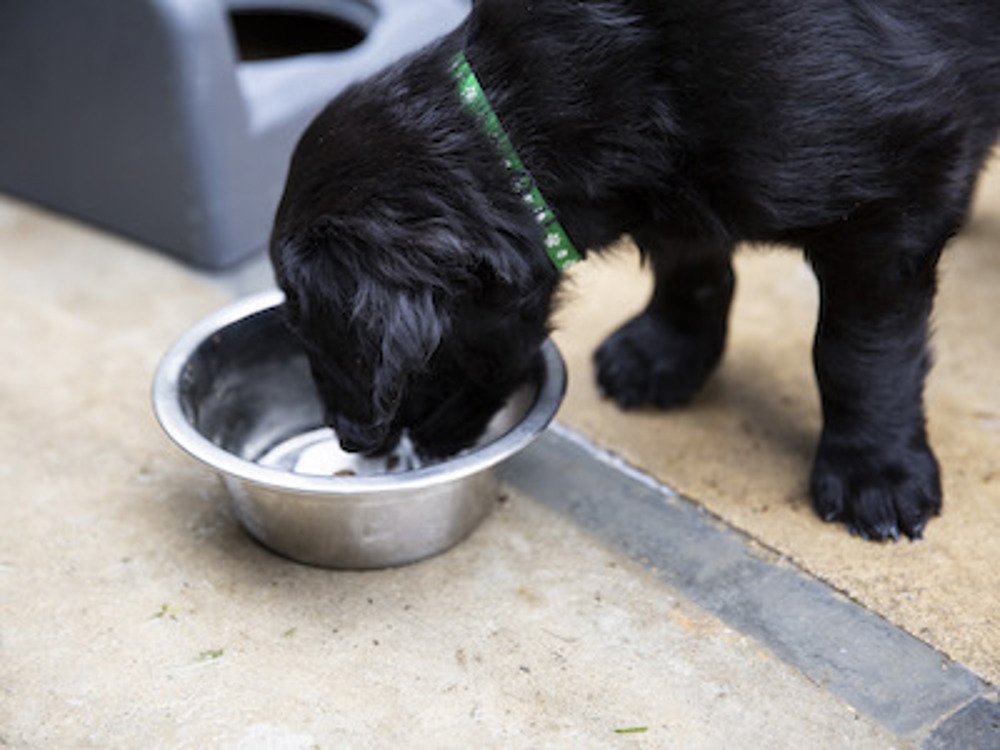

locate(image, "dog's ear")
[[353, 283, 449, 421], [271, 216, 453, 425]]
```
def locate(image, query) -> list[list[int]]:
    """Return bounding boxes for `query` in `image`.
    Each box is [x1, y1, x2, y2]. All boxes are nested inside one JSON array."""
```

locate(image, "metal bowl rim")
[[152, 290, 566, 496]]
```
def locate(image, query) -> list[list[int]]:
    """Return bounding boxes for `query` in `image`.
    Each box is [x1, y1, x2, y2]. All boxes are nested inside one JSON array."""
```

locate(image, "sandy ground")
[[0, 197, 903, 745]]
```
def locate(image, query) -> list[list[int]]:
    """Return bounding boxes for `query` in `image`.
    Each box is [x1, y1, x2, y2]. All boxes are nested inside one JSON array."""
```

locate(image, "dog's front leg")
[[595, 233, 735, 409], [807, 242, 943, 541]]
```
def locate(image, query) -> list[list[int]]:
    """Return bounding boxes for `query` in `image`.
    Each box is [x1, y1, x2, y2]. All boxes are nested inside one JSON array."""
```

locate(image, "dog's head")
[[270, 76, 559, 458]]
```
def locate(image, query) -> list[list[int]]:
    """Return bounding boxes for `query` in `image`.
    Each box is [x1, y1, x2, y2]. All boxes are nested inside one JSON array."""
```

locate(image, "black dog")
[[270, 0, 1000, 541]]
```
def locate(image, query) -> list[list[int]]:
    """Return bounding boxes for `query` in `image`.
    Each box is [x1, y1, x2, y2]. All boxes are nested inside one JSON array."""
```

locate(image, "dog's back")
[[636, 0, 1000, 240], [466, 0, 1000, 244]]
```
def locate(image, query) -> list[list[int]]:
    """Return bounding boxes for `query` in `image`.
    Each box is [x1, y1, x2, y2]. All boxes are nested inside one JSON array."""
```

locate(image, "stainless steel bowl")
[[152, 291, 566, 568]]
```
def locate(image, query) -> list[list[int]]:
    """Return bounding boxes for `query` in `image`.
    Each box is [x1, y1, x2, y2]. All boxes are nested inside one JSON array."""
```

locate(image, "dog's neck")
[[451, 51, 582, 273]]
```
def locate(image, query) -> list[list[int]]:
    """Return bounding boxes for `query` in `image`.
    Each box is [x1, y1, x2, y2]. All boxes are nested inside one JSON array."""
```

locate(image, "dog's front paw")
[[810, 438, 942, 541], [594, 311, 724, 409]]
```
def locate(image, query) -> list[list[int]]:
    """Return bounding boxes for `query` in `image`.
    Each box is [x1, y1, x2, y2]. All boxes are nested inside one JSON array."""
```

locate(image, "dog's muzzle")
[[331, 413, 397, 456]]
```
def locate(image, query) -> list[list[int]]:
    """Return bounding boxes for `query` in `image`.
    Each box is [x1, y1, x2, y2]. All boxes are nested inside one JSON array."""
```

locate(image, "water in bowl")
[[257, 429, 423, 477]]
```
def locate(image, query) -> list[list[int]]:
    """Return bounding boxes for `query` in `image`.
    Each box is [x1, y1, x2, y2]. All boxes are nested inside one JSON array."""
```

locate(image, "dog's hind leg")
[[594, 232, 735, 409], [806, 228, 946, 541]]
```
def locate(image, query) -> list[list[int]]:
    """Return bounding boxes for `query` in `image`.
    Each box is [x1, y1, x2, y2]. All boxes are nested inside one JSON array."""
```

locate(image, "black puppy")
[[270, 0, 1000, 541]]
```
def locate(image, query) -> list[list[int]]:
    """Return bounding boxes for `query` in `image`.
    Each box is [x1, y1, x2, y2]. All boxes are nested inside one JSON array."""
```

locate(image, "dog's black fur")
[[270, 0, 1000, 541]]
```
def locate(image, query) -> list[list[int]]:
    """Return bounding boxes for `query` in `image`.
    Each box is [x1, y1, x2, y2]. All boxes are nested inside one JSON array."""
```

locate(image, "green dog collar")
[[451, 51, 582, 272]]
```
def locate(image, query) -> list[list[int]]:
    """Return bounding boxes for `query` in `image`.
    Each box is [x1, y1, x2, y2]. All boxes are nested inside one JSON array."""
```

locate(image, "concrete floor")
[[1, 192, 998, 748]]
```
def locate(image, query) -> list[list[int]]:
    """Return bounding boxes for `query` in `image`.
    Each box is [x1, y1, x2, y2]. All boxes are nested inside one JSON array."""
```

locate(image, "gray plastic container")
[[0, 0, 469, 268]]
